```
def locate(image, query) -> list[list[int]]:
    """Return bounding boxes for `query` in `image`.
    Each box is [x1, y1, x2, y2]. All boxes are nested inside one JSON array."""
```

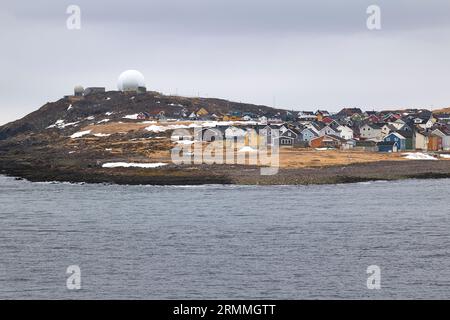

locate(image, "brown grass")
[[278, 148, 404, 168]]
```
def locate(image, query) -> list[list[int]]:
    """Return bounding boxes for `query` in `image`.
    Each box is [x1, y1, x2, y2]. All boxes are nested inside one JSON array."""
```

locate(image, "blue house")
[[377, 141, 398, 152], [301, 128, 318, 143], [383, 132, 407, 151]]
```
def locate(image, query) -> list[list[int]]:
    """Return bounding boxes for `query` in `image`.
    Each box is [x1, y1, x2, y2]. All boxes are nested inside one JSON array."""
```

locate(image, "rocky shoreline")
[[2, 157, 450, 186]]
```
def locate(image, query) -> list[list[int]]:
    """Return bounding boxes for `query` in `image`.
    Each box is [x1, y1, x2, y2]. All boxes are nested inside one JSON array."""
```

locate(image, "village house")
[[336, 125, 354, 140], [196, 127, 225, 142], [225, 126, 247, 142], [432, 127, 450, 150], [315, 110, 331, 122], [390, 118, 407, 130], [360, 123, 384, 141], [196, 107, 209, 117], [426, 132, 443, 151], [383, 132, 407, 151], [272, 128, 303, 147], [300, 127, 319, 143], [319, 124, 339, 137], [257, 125, 273, 144], [413, 129, 442, 151], [397, 130, 414, 150], [367, 114, 381, 123], [414, 130, 429, 151], [337, 108, 363, 118], [380, 124, 398, 138], [310, 135, 345, 149], [377, 141, 398, 153], [297, 111, 317, 122]]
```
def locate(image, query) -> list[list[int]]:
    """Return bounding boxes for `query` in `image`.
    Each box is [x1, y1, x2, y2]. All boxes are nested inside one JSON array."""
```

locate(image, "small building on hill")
[[84, 87, 106, 95]]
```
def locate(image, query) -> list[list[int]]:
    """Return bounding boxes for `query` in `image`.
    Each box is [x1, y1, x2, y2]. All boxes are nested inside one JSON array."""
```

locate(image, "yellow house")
[[196, 108, 209, 117], [223, 115, 241, 121]]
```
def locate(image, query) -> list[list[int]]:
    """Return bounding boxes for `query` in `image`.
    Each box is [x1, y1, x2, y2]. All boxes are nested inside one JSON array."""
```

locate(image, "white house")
[[225, 126, 247, 141], [360, 123, 384, 141], [336, 125, 354, 140], [319, 125, 338, 137], [414, 131, 428, 150]]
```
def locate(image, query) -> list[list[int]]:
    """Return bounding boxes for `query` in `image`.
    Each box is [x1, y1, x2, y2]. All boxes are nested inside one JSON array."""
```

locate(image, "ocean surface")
[[0, 175, 449, 299]]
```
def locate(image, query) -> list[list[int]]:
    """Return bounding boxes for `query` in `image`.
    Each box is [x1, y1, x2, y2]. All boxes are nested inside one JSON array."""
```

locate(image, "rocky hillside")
[[0, 91, 286, 141], [433, 107, 450, 114]]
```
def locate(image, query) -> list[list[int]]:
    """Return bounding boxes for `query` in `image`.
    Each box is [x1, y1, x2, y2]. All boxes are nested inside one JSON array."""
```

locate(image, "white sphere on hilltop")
[[117, 70, 146, 92], [74, 85, 84, 95]]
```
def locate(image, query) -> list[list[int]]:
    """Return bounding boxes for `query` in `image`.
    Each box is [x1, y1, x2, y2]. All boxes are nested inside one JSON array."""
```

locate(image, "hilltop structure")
[[117, 70, 146, 93]]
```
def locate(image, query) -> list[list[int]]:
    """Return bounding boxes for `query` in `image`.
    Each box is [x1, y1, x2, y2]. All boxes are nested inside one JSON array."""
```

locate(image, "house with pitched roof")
[[432, 127, 450, 150], [360, 123, 384, 141], [383, 132, 407, 151]]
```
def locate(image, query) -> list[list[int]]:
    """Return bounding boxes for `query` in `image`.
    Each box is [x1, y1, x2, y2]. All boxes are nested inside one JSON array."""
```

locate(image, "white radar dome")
[[117, 70, 146, 92]]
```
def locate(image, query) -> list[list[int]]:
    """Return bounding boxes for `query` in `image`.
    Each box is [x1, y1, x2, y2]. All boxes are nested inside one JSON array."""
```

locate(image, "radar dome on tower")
[[117, 70, 146, 93], [74, 85, 84, 96]]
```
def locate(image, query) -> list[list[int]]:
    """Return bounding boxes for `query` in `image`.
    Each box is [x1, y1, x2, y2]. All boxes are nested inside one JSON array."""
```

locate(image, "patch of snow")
[[67, 104, 73, 111], [105, 148, 112, 151], [93, 133, 111, 137], [86, 116, 95, 120], [123, 114, 139, 120], [106, 97, 111, 100], [145, 125, 167, 133], [402, 152, 437, 160], [47, 119, 65, 128], [47, 119, 79, 129], [439, 154, 450, 159], [102, 162, 167, 169], [68, 151, 76, 154], [145, 124, 189, 133], [97, 119, 110, 124], [70, 130, 92, 139], [105, 112, 114, 116]]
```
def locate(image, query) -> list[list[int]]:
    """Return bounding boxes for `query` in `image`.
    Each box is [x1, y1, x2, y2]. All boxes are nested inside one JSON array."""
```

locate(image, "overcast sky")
[[1, 0, 450, 124]]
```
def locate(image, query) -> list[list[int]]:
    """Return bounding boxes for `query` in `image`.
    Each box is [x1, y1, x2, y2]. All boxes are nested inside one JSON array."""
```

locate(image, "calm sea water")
[[0, 175, 449, 299]]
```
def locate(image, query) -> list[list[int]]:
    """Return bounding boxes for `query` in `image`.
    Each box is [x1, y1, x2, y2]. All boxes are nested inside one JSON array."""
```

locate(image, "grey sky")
[[1, 0, 450, 124]]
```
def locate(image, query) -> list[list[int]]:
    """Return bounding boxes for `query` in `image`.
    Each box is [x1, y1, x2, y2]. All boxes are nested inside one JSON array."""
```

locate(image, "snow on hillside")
[[70, 130, 92, 139], [47, 119, 80, 129], [102, 162, 167, 168]]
